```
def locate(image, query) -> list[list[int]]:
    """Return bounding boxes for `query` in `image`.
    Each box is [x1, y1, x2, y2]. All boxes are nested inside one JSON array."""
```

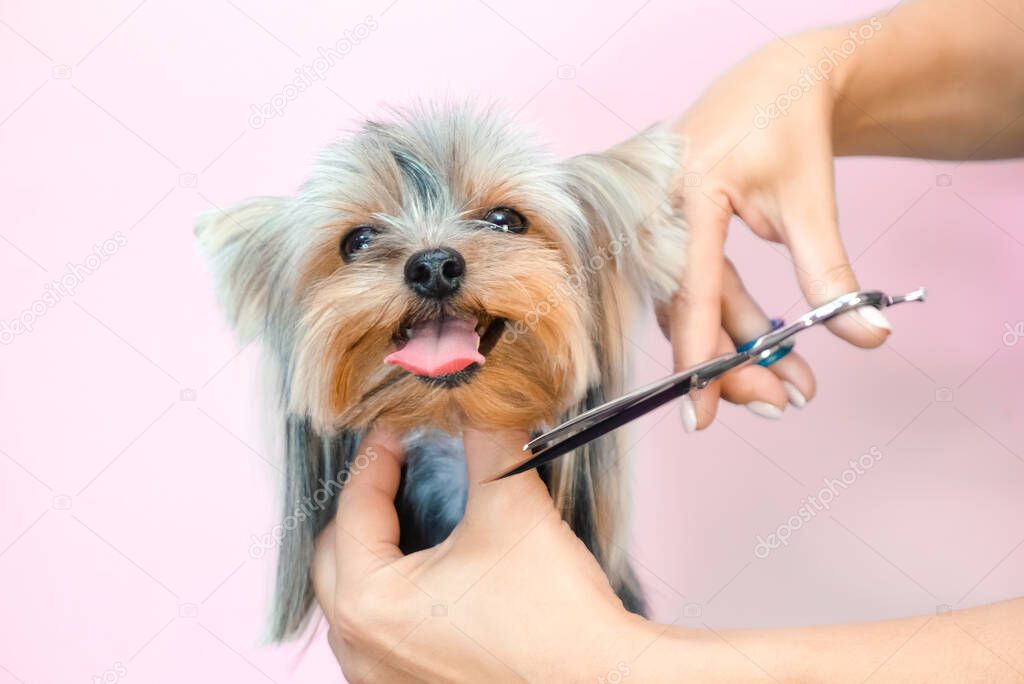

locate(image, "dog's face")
[[198, 106, 683, 435], [291, 109, 601, 433]]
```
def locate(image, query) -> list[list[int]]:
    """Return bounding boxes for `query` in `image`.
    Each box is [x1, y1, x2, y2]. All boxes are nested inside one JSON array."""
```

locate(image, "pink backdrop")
[[2, 0, 1022, 681]]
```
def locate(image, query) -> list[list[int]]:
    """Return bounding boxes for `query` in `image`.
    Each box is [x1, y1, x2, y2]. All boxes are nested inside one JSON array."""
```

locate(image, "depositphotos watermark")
[[596, 661, 631, 684], [249, 16, 379, 128], [1, 232, 128, 345], [1003, 321, 1024, 346], [248, 445, 379, 559], [754, 16, 882, 129], [754, 446, 883, 559], [91, 661, 127, 684]]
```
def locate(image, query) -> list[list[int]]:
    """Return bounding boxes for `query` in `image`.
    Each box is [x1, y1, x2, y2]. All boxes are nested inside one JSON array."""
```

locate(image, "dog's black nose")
[[404, 247, 465, 299]]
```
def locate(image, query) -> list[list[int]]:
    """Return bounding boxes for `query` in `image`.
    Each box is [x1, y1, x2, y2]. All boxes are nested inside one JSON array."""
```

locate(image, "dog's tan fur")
[[197, 104, 686, 639]]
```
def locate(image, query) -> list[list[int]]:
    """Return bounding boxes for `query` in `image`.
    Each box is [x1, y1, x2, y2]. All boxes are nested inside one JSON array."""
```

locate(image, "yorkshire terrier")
[[197, 104, 686, 639]]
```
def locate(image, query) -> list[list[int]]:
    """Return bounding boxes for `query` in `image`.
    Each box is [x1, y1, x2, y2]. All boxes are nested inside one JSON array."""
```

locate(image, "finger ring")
[[736, 318, 793, 367]]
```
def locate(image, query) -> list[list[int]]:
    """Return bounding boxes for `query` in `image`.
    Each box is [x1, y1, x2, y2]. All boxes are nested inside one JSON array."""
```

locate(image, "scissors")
[[485, 287, 927, 482]]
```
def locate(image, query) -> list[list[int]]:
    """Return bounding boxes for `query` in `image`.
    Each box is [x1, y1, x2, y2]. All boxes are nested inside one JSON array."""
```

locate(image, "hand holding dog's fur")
[[312, 428, 648, 683]]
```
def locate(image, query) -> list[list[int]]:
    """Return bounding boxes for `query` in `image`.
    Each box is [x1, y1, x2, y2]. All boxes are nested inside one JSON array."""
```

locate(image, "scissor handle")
[[743, 287, 925, 361]]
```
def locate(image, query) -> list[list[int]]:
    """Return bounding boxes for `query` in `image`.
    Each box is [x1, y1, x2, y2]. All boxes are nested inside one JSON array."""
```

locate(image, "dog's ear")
[[195, 196, 289, 339], [560, 125, 687, 304]]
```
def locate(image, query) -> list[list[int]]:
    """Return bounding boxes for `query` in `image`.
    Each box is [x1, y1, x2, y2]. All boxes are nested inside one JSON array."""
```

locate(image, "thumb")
[[783, 191, 890, 348], [332, 428, 405, 576], [462, 428, 556, 526]]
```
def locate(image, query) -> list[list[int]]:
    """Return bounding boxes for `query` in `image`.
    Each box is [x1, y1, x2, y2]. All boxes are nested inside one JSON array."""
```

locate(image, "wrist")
[[786, 24, 875, 156], [556, 608, 656, 682], [628, 621, 812, 683]]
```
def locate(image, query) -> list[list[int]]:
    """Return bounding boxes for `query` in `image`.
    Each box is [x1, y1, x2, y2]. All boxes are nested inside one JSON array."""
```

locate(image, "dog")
[[197, 104, 686, 640]]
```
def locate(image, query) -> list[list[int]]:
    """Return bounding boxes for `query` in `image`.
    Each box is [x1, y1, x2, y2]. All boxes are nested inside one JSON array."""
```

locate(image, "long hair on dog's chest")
[[196, 104, 687, 640]]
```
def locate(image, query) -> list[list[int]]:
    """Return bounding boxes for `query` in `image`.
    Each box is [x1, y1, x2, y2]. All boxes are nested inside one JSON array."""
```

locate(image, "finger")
[[333, 428, 406, 571], [782, 186, 890, 348], [312, 519, 339, 620], [766, 348, 816, 408], [672, 191, 731, 431], [464, 428, 556, 527], [314, 525, 408, 683], [720, 259, 817, 408], [712, 329, 786, 419]]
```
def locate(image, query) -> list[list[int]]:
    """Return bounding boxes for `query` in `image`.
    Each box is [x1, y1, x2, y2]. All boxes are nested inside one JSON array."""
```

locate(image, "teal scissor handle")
[[736, 318, 794, 367]]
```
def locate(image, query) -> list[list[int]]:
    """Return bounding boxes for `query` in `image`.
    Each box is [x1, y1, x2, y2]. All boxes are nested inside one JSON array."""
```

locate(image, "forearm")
[[825, 0, 1024, 159], [628, 598, 1024, 682]]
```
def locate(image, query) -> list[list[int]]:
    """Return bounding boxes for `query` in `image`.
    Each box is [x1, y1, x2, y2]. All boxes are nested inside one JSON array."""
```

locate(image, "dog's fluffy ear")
[[195, 196, 289, 339], [560, 125, 687, 303]]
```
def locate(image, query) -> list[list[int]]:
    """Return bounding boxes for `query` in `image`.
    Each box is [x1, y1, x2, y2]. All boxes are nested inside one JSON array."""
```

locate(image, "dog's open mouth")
[[384, 314, 505, 387]]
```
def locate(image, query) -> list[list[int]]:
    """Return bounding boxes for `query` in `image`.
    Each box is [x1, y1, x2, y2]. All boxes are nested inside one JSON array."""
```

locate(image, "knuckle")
[[333, 586, 375, 640], [821, 261, 856, 289], [671, 279, 718, 313], [669, 286, 690, 309]]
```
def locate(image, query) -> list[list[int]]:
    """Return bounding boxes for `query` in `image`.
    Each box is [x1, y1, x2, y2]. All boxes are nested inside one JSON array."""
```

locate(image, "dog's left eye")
[[483, 207, 527, 234], [340, 225, 378, 261]]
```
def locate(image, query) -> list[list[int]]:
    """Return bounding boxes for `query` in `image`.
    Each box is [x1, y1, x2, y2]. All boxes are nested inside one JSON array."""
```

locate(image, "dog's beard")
[[288, 234, 598, 434]]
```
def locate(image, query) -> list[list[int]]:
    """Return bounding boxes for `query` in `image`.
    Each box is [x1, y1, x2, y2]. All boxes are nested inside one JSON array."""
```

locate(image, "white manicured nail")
[[679, 396, 697, 433], [746, 401, 783, 420], [782, 381, 807, 408], [856, 306, 891, 332]]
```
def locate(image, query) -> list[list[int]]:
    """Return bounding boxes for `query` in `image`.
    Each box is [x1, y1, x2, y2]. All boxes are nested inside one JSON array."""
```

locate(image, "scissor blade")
[[483, 371, 696, 482], [521, 379, 673, 453], [523, 355, 733, 453]]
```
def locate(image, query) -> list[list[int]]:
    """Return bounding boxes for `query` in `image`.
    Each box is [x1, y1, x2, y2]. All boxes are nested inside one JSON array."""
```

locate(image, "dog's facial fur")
[[291, 115, 600, 433], [197, 104, 687, 639], [198, 106, 684, 434]]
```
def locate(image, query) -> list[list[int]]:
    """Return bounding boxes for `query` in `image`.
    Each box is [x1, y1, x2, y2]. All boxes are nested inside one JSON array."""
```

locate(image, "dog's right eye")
[[483, 207, 527, 234], [340, 225, 378, 261]]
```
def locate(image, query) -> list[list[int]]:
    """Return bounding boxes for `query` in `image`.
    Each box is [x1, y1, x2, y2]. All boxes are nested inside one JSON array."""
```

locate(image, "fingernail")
[[782, 381, 807, 408], [679, 396, 697, 433], [746, 401, 783, 420], [856, 306, 891, 332]]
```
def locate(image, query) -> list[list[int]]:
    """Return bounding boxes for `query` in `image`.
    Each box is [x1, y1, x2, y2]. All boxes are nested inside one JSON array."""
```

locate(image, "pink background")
[[2, 0, 1023, 681]]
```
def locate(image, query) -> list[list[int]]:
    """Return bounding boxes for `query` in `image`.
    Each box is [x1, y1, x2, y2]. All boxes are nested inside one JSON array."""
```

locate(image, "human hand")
[[309, 429, 1024, 683], [311, 428, 649, 682], [666, 28, 892, 432]]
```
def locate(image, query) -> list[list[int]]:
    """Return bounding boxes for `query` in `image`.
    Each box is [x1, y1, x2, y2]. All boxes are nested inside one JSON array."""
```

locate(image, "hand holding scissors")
[[487, 287, 926, 482]]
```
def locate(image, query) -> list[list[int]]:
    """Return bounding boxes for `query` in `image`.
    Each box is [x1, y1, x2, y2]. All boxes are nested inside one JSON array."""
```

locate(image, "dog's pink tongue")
[[385, 318, 485, 377]]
